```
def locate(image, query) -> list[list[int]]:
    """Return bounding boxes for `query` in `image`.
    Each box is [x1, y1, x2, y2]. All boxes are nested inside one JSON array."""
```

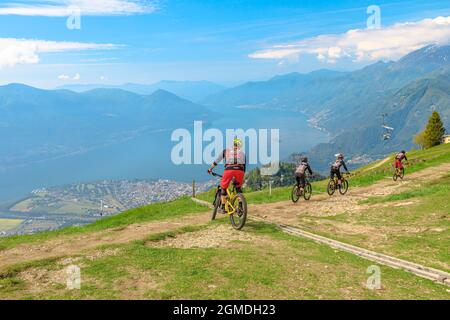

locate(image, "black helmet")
[[401, 150, 406, 154], [301, 157, 308, 162]]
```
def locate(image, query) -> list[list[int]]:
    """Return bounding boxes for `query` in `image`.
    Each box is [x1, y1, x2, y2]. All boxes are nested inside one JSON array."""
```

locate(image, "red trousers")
[[221, 170, 245, 189]]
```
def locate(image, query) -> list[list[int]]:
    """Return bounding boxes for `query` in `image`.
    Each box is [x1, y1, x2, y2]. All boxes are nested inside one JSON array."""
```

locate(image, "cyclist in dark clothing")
[[330, 153, 350, 185], [295, 157, 313, 190]]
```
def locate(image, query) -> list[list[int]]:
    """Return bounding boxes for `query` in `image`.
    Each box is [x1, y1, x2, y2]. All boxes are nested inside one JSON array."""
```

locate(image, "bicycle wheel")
[[399, 168, 405, 179], [327, 179, 336, 196], [339, 179, 349, 195], [393, 172, 398, 181], [211, 191, 221, 220], [291, 185, 301, 203], [304, 183, 312, 200], [230, 193, 247, 230]]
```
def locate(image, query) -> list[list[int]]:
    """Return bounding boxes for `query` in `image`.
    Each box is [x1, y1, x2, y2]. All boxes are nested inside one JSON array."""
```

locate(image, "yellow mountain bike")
[[210, 172, 247, 230]]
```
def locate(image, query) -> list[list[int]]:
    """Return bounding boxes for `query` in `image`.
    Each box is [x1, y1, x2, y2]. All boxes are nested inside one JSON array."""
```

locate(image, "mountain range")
[[58, 80, 226, 103], [203, 44, 450, 169], [0, 86, 213, 170]]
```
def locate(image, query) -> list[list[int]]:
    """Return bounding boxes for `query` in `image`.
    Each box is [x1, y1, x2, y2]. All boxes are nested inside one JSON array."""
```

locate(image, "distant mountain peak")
[[269, 72, 302, 81], [399, 44, 450, 64], [0, 83, 47, 95], [57, 80, 225, 102], [149, 88, 179, 98], [145, 89, 195, 105], [2, 83, 36, 90]]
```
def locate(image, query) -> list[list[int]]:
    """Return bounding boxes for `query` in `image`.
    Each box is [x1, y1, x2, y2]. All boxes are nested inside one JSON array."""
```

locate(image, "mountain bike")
[[327, 173, 349, 196], [210, 172, 247, 230], [393, 164, 406, 181], [291, 179, 312, 203]]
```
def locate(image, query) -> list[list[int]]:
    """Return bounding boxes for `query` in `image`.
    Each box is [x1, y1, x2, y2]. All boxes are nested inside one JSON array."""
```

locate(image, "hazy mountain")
[[204, 45, 450, 170], [204, 45, 450, 112], [58, 80, 226, 102], [202, 69, 350, 112], [0, 85, 214, 169]]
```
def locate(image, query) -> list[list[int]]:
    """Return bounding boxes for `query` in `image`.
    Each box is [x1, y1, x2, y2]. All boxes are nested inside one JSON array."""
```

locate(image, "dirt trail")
[[250, 162, 450, 226], [0, 212, 212, 272], [360, 156, 391, 172]]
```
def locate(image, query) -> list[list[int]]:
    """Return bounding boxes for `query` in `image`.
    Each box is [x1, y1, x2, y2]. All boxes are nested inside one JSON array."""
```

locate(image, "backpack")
[[296, 162, 308, 174], [332, 160, 342, 170]]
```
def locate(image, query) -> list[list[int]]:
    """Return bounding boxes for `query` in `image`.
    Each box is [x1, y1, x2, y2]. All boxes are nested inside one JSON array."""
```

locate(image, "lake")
[[0, 107, 328, 204]]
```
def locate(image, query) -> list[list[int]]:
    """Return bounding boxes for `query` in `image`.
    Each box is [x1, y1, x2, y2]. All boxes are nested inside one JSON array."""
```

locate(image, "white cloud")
[[73, 73, 81, 80], [100, 75, 107, 81], [249, 16, 450, 64], [0, 0, 156, 16], [58, 74, 70, 80], [0, 38, 119, 68]]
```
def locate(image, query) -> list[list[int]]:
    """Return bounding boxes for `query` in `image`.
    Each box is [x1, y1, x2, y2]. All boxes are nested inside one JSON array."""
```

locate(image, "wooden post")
[[192, 180, 196, 198]]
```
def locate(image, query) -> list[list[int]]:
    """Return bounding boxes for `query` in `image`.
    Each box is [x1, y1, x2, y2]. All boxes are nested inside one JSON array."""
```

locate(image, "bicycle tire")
[[304, 183, 312, 200], [339, 179, 349, 195], [291, 185, 301, 203], [211, 191, 221, 221], [327, 179, 336, 196], [230, 193, 247, 230]]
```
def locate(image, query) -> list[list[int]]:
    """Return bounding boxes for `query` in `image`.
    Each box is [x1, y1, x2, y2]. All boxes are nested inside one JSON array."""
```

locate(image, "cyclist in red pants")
[[208, 137, 246, 211], [395, 150, 408, 170]]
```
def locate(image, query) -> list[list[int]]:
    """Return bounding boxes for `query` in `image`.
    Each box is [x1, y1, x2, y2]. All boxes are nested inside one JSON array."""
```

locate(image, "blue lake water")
[[0, 108, 328, 204]]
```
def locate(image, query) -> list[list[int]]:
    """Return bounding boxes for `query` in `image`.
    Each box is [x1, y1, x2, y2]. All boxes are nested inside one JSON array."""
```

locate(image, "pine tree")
[[423, 111, 445, 149]]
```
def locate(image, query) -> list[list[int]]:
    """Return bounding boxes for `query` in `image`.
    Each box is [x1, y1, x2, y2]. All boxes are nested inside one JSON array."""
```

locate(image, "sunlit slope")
[[0, 144, 449, 299]]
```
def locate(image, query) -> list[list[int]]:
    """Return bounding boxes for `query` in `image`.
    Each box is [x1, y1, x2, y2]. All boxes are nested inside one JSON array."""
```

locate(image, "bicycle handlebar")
[[210, 171, 223, 178]]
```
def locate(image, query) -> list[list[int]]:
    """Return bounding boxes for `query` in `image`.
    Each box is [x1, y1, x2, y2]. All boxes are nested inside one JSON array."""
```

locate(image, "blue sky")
[[0, 0, 450, 88]]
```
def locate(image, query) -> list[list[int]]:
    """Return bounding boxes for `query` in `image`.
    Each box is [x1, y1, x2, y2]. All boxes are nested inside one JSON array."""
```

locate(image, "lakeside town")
[[0, 179, 216, 236]]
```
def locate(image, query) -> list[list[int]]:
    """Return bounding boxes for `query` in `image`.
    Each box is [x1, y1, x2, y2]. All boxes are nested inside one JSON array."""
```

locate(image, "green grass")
[[299, 176, 450, 272], [360, 174, 450, 205], [1, 221, 448, 300], [349, 143, 450, 187], [0, 197, 208, 251], [1, 144, 450, 299]]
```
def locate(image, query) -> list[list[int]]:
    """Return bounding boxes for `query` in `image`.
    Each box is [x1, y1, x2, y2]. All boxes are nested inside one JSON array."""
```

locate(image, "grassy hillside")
[[243, 143, 450, 273], [1, 220, 448, 300], [0, 144, 449, 299]]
